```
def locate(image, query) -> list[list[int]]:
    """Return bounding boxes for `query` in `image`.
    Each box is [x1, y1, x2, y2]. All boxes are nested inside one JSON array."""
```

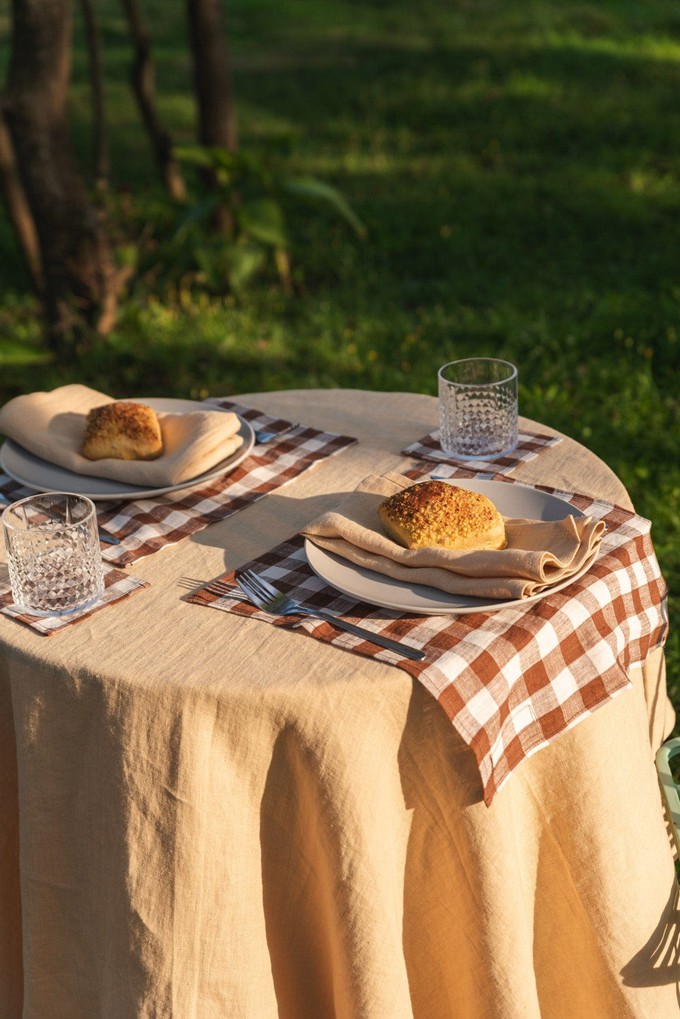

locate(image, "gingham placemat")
[[0, 403, 356, 567], [402, 429, 561, 474], [187, 481, 668, 805], [0, 566, 149, 635]]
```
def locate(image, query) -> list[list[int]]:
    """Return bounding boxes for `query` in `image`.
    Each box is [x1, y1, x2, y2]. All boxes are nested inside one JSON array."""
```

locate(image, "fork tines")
[[207, 577, 243, 599], [240, 569, 277, 601]]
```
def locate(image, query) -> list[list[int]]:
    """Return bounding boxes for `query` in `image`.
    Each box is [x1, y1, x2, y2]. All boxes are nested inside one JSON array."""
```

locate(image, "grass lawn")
[[0, 1, 678, 715]]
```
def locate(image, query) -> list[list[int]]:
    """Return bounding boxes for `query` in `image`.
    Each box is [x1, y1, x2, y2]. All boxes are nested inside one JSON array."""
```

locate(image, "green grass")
[[0, 1, 678, 716]]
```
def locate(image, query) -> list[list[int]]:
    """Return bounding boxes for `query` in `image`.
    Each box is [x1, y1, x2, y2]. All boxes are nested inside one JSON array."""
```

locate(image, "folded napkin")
[[0, 384, 244, 487], [301, 472, 605, 600]]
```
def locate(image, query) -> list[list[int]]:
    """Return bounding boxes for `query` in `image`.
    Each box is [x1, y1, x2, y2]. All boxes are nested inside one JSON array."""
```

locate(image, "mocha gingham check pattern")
[[0, 403, 356, 567], [402, 429, 561, 474], [0, 566, 149, 635], [188, 479, 668, 805]]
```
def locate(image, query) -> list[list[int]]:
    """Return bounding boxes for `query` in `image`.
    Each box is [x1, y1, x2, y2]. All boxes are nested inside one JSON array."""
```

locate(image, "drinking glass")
[[2, 493, 105, 616], [438, 358, 518, 460]]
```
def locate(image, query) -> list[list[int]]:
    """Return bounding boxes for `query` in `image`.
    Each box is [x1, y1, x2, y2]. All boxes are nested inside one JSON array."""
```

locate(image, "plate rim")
[[304, 478, 594, 615], [0, 397, 255, 501]]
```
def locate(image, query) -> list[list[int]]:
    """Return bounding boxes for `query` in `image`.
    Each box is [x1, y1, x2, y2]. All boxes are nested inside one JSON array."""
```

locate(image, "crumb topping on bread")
[[378, 480, 506, 551], [81, 401, 163, 461]]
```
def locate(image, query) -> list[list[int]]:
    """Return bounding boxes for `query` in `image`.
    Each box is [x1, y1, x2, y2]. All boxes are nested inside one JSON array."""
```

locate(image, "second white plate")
[[0, 398, 255, 501], [305, 478, 595, 615]]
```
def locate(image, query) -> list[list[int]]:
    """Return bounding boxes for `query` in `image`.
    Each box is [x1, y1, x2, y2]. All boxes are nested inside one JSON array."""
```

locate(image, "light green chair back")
[[655, 737, 680, 857]]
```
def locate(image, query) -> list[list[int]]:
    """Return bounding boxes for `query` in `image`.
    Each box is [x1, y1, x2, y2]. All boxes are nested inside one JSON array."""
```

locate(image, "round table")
[[0, 390, 676, 1018]]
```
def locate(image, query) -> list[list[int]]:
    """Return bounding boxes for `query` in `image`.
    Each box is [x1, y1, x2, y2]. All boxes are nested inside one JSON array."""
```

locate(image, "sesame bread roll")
[[81, 401, 163, 461], [378, 480, 506, 551]]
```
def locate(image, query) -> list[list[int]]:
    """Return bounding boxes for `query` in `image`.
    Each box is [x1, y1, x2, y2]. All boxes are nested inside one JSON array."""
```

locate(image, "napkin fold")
[[0, 384, 244, 487], [301, 472, 605, 600]]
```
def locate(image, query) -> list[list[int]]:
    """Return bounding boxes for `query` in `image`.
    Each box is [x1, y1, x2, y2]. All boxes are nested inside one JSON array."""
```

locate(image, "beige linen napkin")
[[301, 472, 605, 600], [0, 384, 244, 487]]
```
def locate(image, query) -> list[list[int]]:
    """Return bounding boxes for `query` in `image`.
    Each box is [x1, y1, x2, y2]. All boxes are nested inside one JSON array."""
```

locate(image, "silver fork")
[[236, 569, 426, 661]]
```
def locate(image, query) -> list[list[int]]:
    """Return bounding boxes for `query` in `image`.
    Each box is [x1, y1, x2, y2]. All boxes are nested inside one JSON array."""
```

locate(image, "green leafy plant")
[[172, 146, 366, 293]]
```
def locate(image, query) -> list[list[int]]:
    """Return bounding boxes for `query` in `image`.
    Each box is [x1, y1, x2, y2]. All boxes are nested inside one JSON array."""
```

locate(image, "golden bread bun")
[[378, 480, 506, 551], [81, 402, 163, 461]]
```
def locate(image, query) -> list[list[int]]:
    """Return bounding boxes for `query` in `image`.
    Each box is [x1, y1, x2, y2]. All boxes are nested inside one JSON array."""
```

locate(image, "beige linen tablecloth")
[[0, 390, 676, 1019]]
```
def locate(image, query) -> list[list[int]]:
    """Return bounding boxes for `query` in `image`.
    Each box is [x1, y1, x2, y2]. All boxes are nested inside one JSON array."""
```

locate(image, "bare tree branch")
[[120, 0, 186, 201], [79, 0, 108, 190]]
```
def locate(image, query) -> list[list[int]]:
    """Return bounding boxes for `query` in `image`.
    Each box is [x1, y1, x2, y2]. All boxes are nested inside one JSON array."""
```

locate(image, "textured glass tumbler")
[[438, 358, 518, 460], [2, 493, 104, 616]]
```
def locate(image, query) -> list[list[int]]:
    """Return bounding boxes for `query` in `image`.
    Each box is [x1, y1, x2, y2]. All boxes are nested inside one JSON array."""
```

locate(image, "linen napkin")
[[0, 384, 243, 486], [301, 472, 605, 600]]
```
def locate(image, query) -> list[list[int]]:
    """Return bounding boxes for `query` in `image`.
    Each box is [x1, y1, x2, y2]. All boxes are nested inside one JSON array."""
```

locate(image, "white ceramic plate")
[[304, 478, 596, 615], [0, 398, 255, 501]]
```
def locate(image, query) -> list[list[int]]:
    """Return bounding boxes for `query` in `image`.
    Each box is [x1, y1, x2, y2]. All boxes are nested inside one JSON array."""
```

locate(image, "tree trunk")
[[121, 0, 186, 201], [4, 0, 121, 351], [186, 0, 238, 154], [186, 0, 237, 233], [0, 110, 43, 293]]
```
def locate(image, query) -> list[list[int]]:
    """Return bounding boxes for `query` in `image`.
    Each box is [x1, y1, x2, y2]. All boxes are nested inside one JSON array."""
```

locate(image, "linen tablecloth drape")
[[0, 389, 676, 1019]]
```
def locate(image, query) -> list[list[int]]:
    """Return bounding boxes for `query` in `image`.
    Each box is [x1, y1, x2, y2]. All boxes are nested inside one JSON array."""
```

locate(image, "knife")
[[97, 528, 121, 546]]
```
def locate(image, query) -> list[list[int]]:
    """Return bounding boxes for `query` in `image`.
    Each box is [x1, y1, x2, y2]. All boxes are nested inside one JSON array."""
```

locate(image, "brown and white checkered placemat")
[[402, 429, 561, 474], [187, 480, 668, 805], [0, 566, 149, 635], [0, 402, 356, 567]]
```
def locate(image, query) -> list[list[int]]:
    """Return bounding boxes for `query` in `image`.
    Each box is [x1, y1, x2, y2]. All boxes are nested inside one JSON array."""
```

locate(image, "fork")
[[236, 569, 426, 661]]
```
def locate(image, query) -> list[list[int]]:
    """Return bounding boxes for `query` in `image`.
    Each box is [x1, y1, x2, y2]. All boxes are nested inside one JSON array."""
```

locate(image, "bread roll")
[[81, 402, 163, 461], [378, 480, 506, 551]]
